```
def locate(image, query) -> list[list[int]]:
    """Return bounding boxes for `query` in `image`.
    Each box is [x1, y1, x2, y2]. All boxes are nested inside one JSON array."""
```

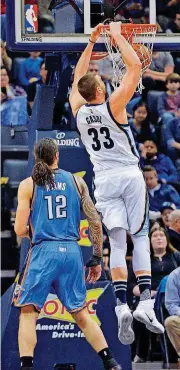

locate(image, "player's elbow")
[[14, 224, 25, 237], [127, 62, 142, 78], [137, 61, 142, 71], [132, 61, 142, 70], [14, 227, 22, 237]]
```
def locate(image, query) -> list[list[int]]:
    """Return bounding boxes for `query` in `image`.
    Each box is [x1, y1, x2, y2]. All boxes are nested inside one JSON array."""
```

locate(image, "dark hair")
[[1, 65, 10, 79], [175, 11, 180, 18], [32, 138, 58, 189], [166, 73, 180, 84], [143, 165, 157, 174], [78, 73, 100, 101], [132, 101, 149, 117], [1, 86, 7, 95], [150, 227, 177, 256], [143, 139, 158, 149]]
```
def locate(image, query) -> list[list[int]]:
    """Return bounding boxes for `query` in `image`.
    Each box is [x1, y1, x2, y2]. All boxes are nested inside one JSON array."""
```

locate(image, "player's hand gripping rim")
[[85, 255, 102, 284], [104, 21, 122, 38], [90, 23, 104, 43]]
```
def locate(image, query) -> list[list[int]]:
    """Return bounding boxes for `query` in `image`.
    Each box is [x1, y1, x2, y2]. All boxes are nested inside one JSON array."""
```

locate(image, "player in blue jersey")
[[12, 138, 121, 370]]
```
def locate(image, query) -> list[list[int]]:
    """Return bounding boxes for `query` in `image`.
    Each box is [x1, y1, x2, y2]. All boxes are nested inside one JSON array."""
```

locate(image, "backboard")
[[6, 0, 180, 52]]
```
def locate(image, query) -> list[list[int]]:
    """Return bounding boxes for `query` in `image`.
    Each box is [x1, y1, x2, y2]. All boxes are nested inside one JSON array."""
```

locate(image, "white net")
[[102, 24, 157, 94]]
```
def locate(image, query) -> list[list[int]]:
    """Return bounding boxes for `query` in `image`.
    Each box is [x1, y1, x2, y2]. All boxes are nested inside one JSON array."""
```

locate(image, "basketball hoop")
[[101, 23, 157, 93]]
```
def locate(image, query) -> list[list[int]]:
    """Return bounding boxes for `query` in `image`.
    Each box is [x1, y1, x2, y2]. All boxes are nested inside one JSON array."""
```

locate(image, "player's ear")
[[96, 86, 103, 95], [55, 151, 59, 163]]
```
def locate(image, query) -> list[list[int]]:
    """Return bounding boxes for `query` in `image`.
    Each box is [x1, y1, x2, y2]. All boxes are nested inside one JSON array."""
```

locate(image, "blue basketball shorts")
[[12, 241, 87, 313]]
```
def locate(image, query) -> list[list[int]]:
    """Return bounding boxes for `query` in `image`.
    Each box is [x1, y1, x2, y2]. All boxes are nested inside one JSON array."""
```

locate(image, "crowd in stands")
[[1, 0, 180, 366], [128, 227, 180, 362]]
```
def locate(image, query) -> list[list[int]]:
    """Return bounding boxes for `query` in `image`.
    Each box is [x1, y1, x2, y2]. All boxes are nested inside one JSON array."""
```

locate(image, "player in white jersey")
[[70, 22, 164, 345]]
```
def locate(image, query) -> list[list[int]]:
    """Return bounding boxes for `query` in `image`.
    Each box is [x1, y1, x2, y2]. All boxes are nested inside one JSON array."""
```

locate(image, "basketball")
[[132, 43, 152, 71]]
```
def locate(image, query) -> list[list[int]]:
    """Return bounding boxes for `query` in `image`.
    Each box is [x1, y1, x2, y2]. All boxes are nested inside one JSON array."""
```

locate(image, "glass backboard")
[[6, 0, 180, 52]]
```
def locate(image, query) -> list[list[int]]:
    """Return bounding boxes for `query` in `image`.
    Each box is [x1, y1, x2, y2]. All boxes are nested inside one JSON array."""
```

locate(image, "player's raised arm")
[[14, 177, 33, 238], [69, 24, 103, 117], [109, 22, 142, 120]]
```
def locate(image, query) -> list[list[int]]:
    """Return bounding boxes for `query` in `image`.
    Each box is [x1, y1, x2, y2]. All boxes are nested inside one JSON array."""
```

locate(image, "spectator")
[[168, 210, 180, 251], [88, 61, 100, 77], [131, 227, 180, 301], [166, 11, 180, 33], [157, 1, 180, 30], [143, 166, 180, 216], [1, 67, 27, 126], [98, 56, 114, 82], [124, 0, 144, 23], [157, 73, 180, 126], [0, 40, 12, 71], [1, 0, 6, 42], [164, 117, 180, 169], [18, 52, 43, 89], [142, 51, 174, 95], [140, 140, 179, 184], [88, 61, 112, 96], [166, 12, 180, 74], [1, 67, 26, 98], [128, 102, 157, 150], [165, 267, 180, 369], [155, 202, 177, 230], [128, 227, 180, 363], [27, 61, 48, 114]]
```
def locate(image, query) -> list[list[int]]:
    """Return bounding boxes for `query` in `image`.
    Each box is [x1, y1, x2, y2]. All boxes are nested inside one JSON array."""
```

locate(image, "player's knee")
[[72, 308, 89, 330], [131, 234, 151, 272], [131, 234, 150, 252], [110, 250, 127, 269], [20, 305, 39, 322], [109, 227, 127, 269]]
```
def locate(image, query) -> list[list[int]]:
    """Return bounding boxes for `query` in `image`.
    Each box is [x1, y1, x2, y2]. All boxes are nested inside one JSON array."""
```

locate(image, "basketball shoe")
[[115, 303, 135, 345], [133, 299, 164, 334]]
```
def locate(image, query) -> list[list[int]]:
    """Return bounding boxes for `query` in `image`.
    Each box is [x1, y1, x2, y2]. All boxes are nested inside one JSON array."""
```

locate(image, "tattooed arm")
[[74, 175, 103, 258], [74, 175, 103, 283]]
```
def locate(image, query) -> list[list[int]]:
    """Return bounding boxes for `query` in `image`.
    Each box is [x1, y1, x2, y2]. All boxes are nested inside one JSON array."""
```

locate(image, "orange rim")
[[101, 23, 157, 35]]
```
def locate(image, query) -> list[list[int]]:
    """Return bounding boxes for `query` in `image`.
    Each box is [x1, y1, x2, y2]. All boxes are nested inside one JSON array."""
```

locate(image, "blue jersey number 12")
[[44, 195, 67, 219]]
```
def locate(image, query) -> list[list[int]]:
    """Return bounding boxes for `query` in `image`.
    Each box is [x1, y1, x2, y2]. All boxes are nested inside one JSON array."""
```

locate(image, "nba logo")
[[25, 5, 38, 33]]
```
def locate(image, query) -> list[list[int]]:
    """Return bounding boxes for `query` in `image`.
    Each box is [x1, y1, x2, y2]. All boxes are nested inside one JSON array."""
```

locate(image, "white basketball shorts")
[[94, 165, 149, 235]]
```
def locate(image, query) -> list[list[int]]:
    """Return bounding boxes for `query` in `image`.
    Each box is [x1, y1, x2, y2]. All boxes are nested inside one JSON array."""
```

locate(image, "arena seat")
[[3, 159, 28, 188], [147, 90, 164, 123], [1, 126, 28, 151]]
